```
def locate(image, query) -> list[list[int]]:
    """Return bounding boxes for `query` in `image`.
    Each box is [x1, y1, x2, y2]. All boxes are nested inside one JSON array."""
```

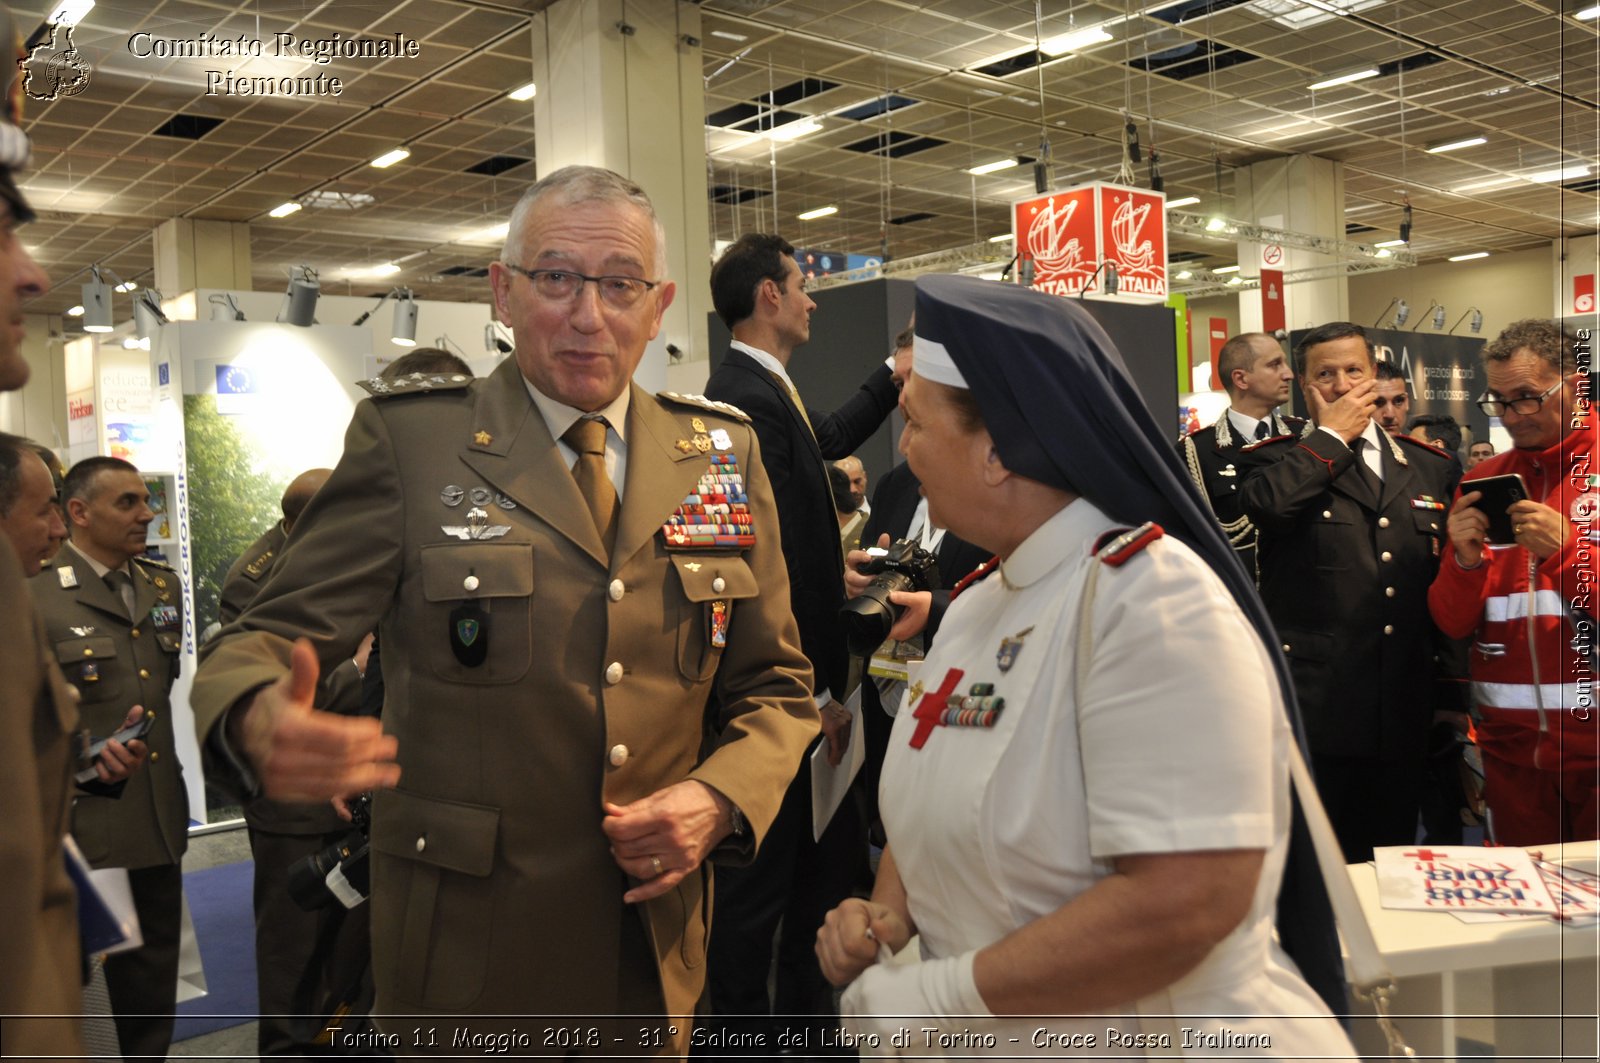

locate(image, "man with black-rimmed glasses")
[[1430, 318, 1597, 845]]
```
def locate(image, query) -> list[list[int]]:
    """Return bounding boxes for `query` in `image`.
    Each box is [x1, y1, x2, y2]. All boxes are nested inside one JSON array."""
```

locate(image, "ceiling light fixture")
[[370, 147, 411, 169], [277, 265, 319, 327], [710, 30, 748, 41], [508, 83, 537, 101], [1175, 269, 1193, 280], [269, 201, 303, 219], [988, 233, 1014, 243], [1410, 301, 1446, 331], [46, 0, 95, 27], [1374, 297, 1408, 328], [1530, 164, 1589, 183], [1374, 238, 1407, 248], [769, 118, 822, 142], [1426, 135, 1487, 154], [1448, 252, 1489, 261], [66, 304, 84, 317], [1213, 264, 1240, 273], [1165, 195, 1200, 209], [1040, 25, 1113, 56], [113, 280, 137, 293], [391, 290, 418, 347], [81, 267, 113, 333], [797, 205, 837, 220], [1308, 68, 1379, 91], [1577, 5, 1600, 19], [967, 158, 1020, 176], [209, 293, 245, 321], [1205, 216, 1228, 232], [1079, 261, 1119, 298]]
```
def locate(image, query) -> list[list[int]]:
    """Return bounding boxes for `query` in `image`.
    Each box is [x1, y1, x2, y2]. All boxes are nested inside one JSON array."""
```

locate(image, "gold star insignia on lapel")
[[473, 430, 493, 446]]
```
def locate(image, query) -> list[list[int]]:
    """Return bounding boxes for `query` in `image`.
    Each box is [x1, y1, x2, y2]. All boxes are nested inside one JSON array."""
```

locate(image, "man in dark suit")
[[32, 456, 189, 1060], [701, 232, 898, 1045], [1177, 332, 1303, 583], [1240, 322, 1461, 862]]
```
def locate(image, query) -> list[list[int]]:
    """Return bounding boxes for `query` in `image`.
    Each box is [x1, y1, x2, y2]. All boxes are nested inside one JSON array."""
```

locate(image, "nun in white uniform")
[[816, 276, 1356, 1059]]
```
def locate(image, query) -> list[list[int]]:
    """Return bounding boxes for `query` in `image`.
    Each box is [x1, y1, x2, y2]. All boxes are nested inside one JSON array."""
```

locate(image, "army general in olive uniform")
[[31, 455, 188, 1061], [191, 166, 818, 1056]]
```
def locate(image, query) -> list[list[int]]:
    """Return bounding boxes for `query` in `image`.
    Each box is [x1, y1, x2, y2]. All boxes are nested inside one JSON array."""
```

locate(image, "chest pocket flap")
[[54, 634, 118, 666], [370, 787, 500, 876], [420, 541, 533, 602], [670, 554, 759, 602]]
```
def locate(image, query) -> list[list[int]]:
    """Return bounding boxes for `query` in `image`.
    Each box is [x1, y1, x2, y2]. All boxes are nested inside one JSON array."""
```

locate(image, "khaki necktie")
[[104, 569, 135, 620], [563, 416, 618, 554], [772, 371, 817, 441]]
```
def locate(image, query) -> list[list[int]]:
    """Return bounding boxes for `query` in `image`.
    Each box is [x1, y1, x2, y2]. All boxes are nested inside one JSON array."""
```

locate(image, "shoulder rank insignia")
[[358, 372, 473, 398], [1241, 434, 1291, 452], [57, 565, 78, 589], [134, 555, 176, 573], [1093, 522, 1165, 567], [657, 390, 752, 423], [1394, 433, 1450, 462], [243, 549, 275, 579], [949, 556, 999, 600]]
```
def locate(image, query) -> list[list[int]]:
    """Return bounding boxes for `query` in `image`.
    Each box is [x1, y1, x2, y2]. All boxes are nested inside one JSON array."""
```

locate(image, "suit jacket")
[[859, 460, 990, 643], [190, 359, 817, 1041], [222, 520, 357, 836], [1240, 428, 1461, 762], [1177, 410, 1305, 584], [703, 349, 897, 697], [0, 536, 84, 1058], [31, 542, 189, 870]]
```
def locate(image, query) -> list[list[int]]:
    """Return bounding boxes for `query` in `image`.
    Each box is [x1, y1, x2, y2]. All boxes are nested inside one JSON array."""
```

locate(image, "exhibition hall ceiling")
[[11, 0, 1598, 326]]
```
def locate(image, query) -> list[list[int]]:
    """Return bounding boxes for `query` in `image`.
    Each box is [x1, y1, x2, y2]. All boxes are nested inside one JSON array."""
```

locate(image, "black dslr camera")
[[841, 538, 939, 656], [287, 793, 372, 911]]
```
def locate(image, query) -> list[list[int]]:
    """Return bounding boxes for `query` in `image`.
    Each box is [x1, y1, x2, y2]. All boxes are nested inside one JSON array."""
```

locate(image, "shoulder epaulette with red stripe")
[[1394, 434, 1455, 461], [949, 555, 1000, 600], [1241, 434, 1293, 452], [1092, 522, 1165, 567]]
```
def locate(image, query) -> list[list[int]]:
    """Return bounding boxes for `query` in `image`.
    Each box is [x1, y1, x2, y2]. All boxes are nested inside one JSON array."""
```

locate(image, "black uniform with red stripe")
[[1239, 428, 1461, 861]]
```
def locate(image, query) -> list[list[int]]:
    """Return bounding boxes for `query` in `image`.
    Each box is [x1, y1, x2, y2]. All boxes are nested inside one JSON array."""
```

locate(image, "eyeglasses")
[[1475, 379, 1563, 417], [502, 263, 659, 310]]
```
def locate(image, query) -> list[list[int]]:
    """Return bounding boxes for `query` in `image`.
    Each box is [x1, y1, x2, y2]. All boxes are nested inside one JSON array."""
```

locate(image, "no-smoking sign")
[[1262, 244, 1283, 267]]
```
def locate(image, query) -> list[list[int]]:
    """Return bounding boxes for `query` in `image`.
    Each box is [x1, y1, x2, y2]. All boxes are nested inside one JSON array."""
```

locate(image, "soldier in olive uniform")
[[0, 81, 84, 1056], [192, 166, 817, 1056], [31, 455, 188, 1060]]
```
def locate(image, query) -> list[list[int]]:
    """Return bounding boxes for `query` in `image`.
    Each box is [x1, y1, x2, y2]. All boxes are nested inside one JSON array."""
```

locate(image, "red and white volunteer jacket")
[[1428, 426, 1597, 771]]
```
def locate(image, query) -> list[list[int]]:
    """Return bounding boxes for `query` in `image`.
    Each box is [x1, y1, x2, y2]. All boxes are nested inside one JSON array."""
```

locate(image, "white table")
[[1344, 842, 1600, 1060]]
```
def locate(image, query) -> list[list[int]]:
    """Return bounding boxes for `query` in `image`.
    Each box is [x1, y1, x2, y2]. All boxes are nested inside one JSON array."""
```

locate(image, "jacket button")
[[1378, 516, 1390, 528], [1383, 624, 1394, 635], [712, 577, 726, 594], [146, 710, 156, 720], [1385, 586, 1395, 598], [1282, 643, 1292, 653], [1322, 510, 1332, 519], [131, 628, 141, 638], [1380, 551, 1393, 562], [415, 836, 427, 853], [605, 661, 624, 685], [462, 575, 480, 592], [82, 647, 93, 656], [608, 579, 625, 602], [139, 668, 150, 679], [150, 751, 160, 762], [609, 744, 630, 766]]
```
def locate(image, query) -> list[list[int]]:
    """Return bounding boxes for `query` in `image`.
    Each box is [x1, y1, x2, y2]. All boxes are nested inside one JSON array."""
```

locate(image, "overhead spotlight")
[[81, 267, 112, 333], [1373, 297, 1409, 329], [1447, 307, 1484, 335], [209, 293, 245, 321], [391, 289, 418, 347], [277, 265, 319, 327], [1410, 301, 1447, 331], [1079, 262, 1119, 298], [132, 289, 167, 342]]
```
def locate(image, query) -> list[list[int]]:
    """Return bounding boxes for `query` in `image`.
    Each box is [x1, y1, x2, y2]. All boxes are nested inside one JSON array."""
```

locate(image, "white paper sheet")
[[811, 686, 867, 842]]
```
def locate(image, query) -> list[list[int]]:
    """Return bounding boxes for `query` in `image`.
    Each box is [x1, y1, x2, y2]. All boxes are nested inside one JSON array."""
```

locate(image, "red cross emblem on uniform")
[[909, 668, 966, 750]]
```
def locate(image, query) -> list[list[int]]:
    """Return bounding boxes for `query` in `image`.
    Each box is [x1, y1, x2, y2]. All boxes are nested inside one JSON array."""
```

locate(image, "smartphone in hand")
[[1467, 473, 1529, 544]]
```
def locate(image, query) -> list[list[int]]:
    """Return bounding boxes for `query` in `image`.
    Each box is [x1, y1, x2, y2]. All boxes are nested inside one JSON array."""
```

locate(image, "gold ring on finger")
[[650, 855, 663, 877]]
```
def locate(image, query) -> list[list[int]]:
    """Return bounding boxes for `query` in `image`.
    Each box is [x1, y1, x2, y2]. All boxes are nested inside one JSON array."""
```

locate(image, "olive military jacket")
[[191, 359, 818, 1043], [31, 541, 189, 870], [0, 537, 85, 1057]]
